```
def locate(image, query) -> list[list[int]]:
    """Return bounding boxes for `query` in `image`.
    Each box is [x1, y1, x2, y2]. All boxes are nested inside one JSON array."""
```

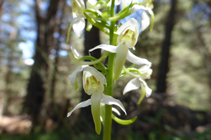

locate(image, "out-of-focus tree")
[[156, 0, 177, 94], [22, 0, 65, 127], [0, 0, 26, 115]]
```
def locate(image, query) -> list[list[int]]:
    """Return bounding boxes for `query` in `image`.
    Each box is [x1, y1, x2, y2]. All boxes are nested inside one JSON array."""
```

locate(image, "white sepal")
[[67, 99, 91, 117], [127, 50, 151, 66], [101, 94, 127, 115], [89, 44, 118, 53], [123, 78, 141, 94]]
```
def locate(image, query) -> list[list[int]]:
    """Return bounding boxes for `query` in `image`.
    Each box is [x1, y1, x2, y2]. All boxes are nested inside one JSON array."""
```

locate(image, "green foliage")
[[0, 129, 211, 140]]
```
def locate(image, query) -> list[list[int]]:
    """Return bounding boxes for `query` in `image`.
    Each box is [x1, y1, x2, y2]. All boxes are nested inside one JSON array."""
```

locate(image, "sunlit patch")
[[24, 59, 34, 66]]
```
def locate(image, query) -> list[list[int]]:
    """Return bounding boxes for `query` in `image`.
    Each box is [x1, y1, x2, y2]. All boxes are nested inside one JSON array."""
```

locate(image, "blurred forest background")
[[0, 0, 211, 140]]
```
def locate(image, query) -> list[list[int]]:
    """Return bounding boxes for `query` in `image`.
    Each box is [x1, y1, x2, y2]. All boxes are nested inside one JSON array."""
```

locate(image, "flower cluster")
[[67, 0, 154, 135]]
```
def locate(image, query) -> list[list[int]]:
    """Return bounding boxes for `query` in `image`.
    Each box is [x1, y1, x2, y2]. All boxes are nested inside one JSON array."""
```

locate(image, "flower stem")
[[103, 0, 116, 140]]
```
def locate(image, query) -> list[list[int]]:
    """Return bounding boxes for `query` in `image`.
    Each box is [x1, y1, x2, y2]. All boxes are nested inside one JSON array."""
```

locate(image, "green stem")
[[103, 0, 115, 140]]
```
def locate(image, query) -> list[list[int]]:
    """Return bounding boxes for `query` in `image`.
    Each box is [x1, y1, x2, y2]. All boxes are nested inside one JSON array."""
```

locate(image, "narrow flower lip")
[[67, 92, 127, 133]]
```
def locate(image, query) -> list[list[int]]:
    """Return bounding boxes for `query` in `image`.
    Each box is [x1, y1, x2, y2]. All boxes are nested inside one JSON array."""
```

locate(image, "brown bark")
[[0, 0, 4, 18], [156, 0, 177, 93]]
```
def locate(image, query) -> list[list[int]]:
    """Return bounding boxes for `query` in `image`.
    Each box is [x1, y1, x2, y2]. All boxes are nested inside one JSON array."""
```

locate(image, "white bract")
[[67, 66, 126, 134], [123, 65, 152, 104], [90, 18, 151, 80]]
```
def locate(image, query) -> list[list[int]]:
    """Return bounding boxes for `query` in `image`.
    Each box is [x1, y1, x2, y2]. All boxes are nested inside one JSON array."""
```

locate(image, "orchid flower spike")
[[90, 18, 151, 81], [67, 66, 127, 134], [123, 65, 153, 104]]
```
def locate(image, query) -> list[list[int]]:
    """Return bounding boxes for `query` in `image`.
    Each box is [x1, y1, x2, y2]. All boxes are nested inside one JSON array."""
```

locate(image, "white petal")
[[69, 65, 88, 85], [127, 50, 152, 66], [131, 5, 147, 14], [139, 78, 152, 97], [89, 44, 118, 53], [123, 78, 141, 94], [101, 94, 127, 115], [117, 18, 139, 35], [72, 18, 85, 37], [83, 66, 106, 85], [141, 11, 150, 31], [67, 99, 91, 117]]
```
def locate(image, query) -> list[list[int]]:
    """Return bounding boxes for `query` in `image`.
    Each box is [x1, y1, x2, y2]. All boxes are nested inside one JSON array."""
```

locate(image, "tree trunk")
[[4, 48, 13, 115], [22, 0, 60, 126], [156, 0, 177, 93]]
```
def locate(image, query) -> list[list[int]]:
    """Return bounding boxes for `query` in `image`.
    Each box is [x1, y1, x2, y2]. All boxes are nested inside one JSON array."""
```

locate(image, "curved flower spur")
[[67, 66, 126, 134]]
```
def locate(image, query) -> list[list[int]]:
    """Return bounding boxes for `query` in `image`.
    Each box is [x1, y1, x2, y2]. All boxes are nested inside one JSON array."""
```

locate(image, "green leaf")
[[79, 56, 107, 74], [84, 12, 109, 35], [112, 115, 137, 125]]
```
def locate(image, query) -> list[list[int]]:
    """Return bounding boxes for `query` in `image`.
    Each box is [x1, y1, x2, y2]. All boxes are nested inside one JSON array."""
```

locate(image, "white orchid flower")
[[67, 66, 126, 134], [90, 18, 151, 80], [123, 65, 152, 104], [131, 0, 154, 31], [70, 0, 103, 37]]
